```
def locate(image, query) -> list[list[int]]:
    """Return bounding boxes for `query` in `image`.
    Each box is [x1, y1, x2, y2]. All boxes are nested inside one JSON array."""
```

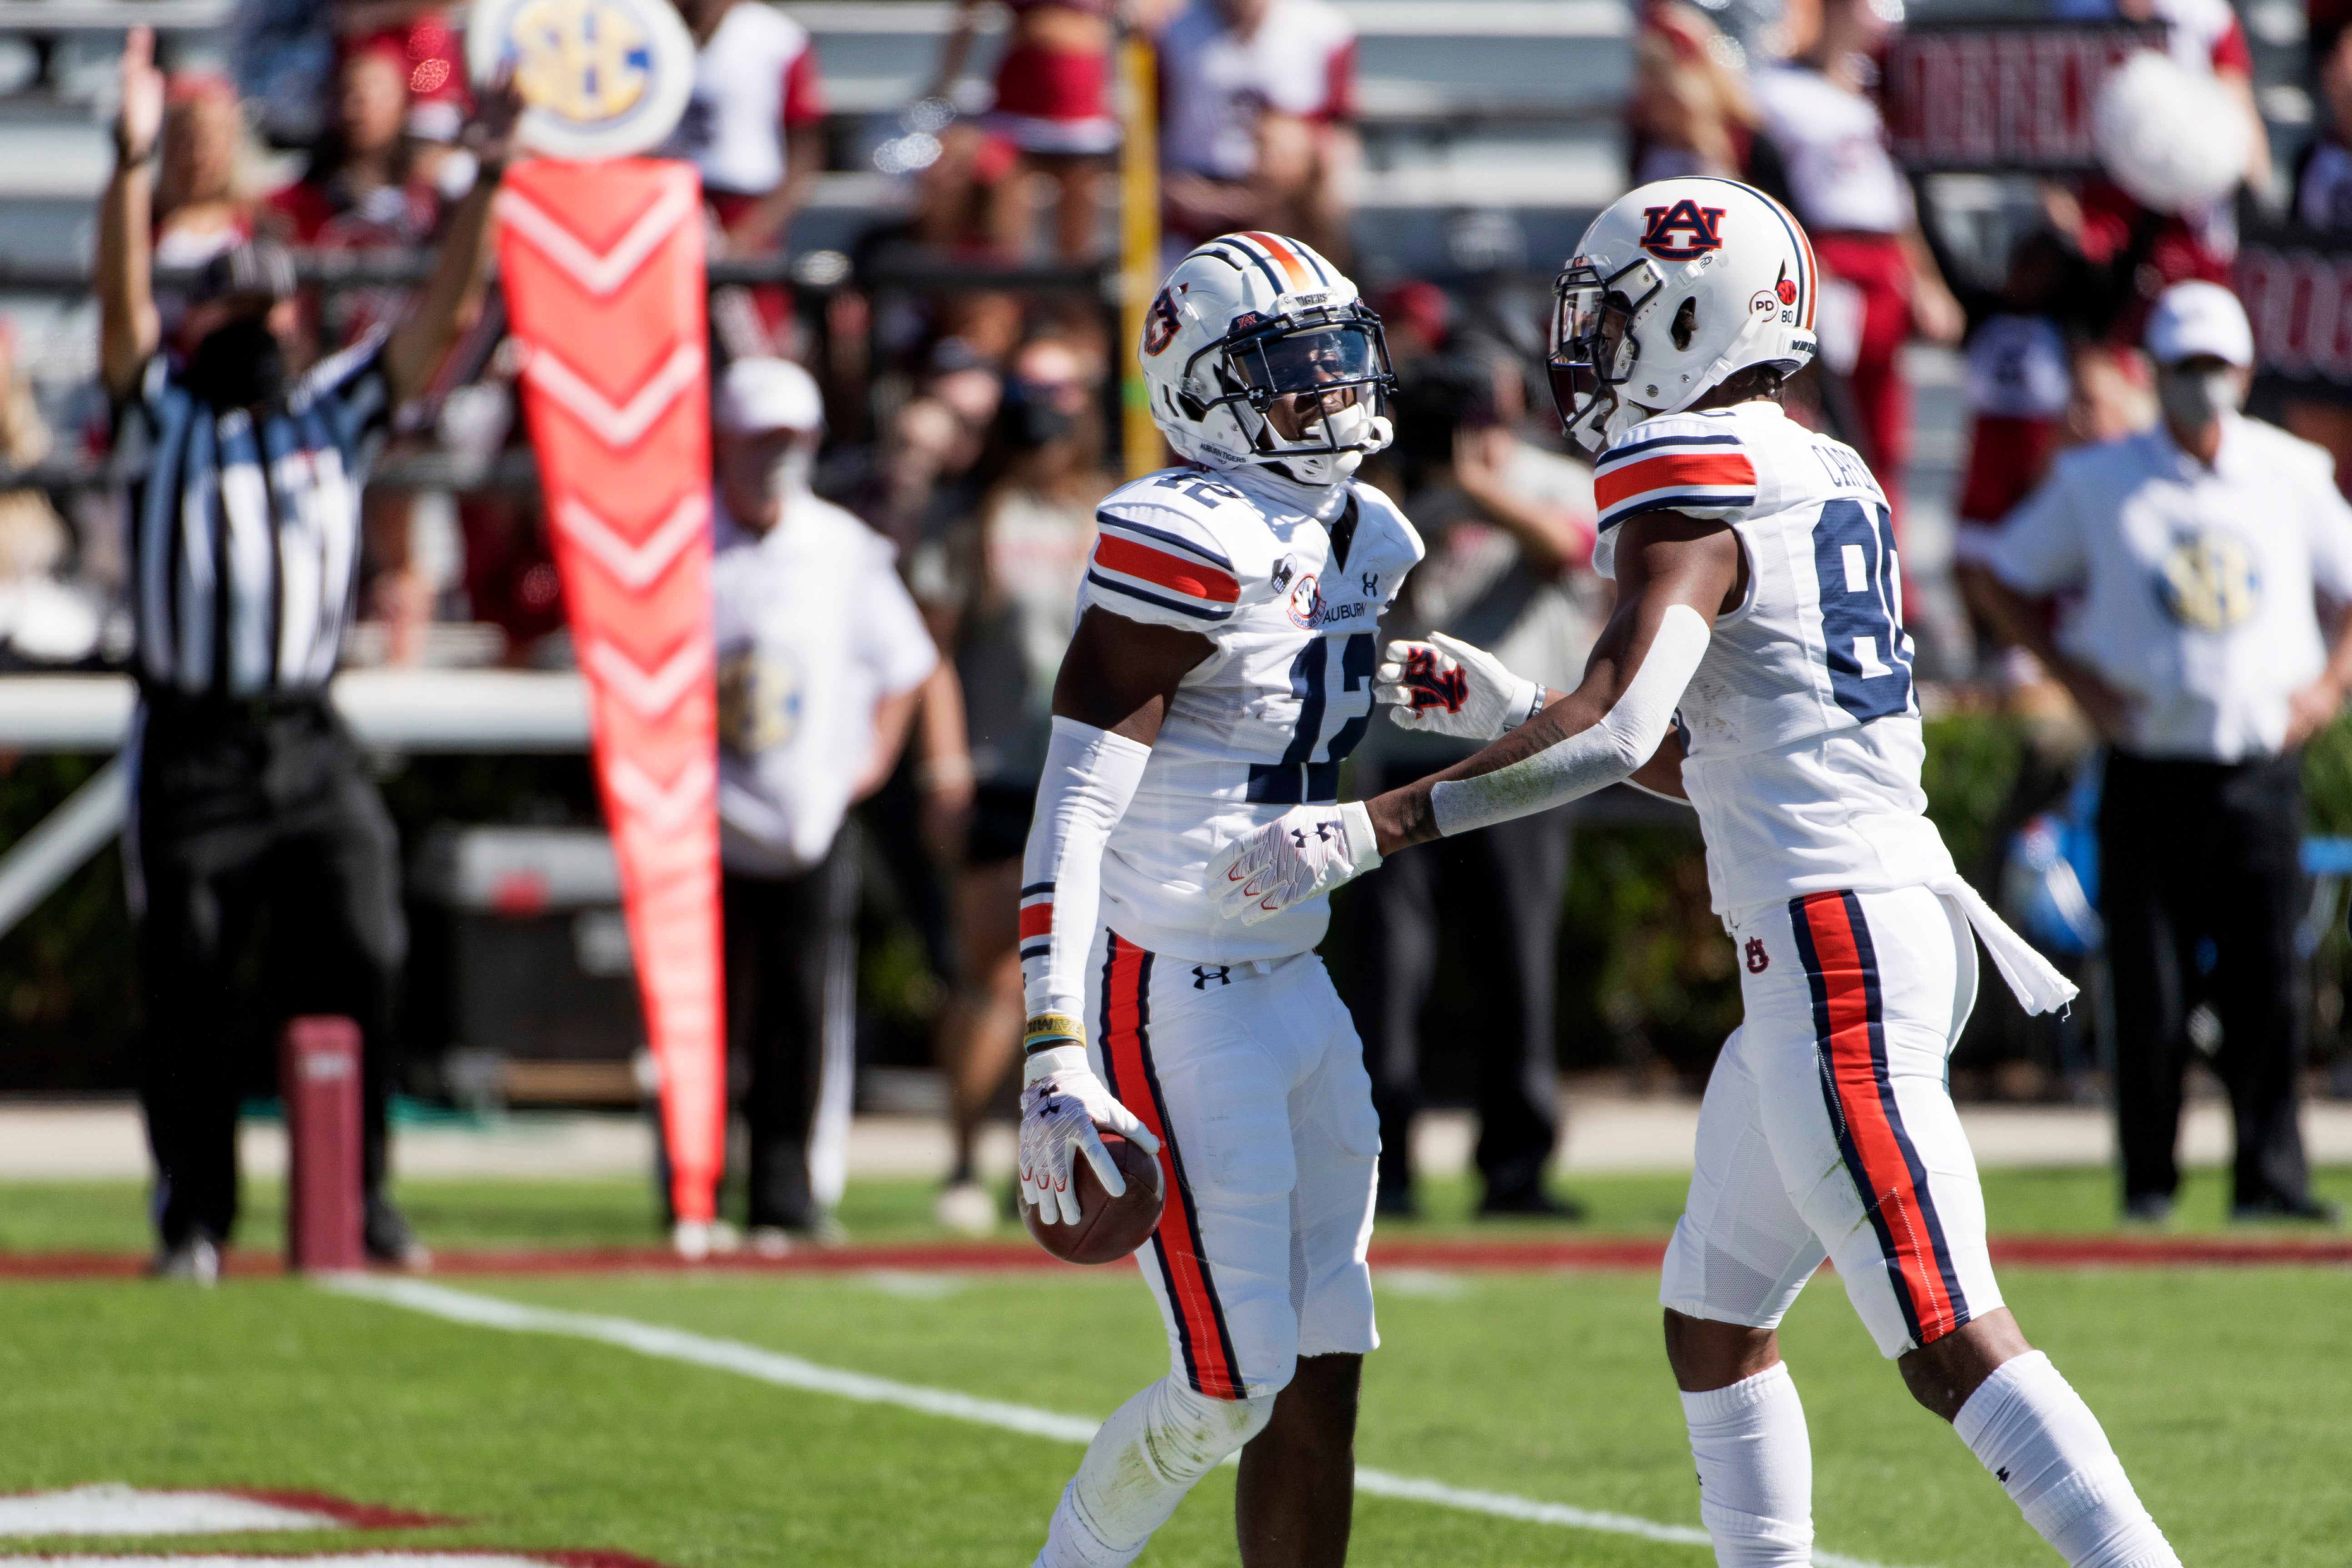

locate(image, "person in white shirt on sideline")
[[1959, 282, 2352, 1225], [664, 0, 828, 354], [710, 359, 943, 1250]]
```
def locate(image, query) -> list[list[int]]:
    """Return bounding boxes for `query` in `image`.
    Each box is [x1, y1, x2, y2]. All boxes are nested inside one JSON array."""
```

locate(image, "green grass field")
[[1, 1173, 2348, 1566], [7, 1161, 2352, 1255]]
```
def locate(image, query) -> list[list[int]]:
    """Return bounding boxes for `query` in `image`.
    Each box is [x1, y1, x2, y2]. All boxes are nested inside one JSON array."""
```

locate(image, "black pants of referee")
[[135, 694, 406, 1249], [2098, 749, 2312, 1212], [1345, 764, 1568, 1207], [722, 826, 859, 1231]]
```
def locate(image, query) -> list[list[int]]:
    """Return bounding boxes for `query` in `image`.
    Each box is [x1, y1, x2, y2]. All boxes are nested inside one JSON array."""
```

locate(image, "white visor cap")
[[716, 357, 826, 435], [2143, 280, 2254, 369]]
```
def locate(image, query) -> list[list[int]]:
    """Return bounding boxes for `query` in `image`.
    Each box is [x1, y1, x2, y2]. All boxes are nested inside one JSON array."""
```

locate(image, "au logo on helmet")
[[1143, 287, 1183, 356], [1639, 199, 1729, 261], [468, 0, 697, 159]]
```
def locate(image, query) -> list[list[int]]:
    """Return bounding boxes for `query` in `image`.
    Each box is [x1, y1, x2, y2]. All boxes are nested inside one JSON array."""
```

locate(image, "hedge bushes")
[[6, 704, 2351, 1094]]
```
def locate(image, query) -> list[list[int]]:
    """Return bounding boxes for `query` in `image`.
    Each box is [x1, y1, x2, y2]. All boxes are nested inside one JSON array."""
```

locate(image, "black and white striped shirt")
[[119, 333, 393, 698]]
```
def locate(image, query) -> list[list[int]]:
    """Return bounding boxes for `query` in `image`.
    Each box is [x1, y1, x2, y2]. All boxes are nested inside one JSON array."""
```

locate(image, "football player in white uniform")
[[1015, 230, 1423, 1567], [1213, 182, 2183, 1568]]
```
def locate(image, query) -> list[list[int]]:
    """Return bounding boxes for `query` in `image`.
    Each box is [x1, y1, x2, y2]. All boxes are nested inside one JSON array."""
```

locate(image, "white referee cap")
[[2143, 281, 2254, 369], [715, 357, 826, 435]]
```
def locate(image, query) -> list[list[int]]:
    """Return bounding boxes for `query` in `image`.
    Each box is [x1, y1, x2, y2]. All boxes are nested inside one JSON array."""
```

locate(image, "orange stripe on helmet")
[[1239, 231, 1310, 291]]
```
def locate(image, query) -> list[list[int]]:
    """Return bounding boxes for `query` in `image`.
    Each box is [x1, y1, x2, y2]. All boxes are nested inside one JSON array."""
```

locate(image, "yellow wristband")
[[1023, 1013, 1085, 1054]]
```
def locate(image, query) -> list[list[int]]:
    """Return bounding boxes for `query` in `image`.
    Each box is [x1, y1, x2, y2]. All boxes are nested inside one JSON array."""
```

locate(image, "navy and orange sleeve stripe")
[[1594, 427, 1756, 532], [1088, 510, 1243, 624], [1017, 882, 1053, 964]]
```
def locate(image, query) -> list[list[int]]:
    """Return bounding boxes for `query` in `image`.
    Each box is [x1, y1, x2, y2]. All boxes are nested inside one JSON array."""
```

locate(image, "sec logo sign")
[[469, 0, 696, 159]]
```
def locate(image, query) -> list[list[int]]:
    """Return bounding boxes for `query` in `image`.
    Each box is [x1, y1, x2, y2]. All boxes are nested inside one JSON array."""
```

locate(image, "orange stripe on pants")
[[1101, 932, 1245, 1399], [1796, 892, 1963, 1345]]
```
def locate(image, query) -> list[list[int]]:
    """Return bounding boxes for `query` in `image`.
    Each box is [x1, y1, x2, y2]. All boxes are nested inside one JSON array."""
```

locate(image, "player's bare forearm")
[[1363, 511, 1739, 852], [1050, 607, 1214, 746]]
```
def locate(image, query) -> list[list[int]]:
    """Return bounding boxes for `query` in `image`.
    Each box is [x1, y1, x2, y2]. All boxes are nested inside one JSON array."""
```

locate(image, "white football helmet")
[[1548, 177, 1819, 459], [1138, 232, 1395, 486]]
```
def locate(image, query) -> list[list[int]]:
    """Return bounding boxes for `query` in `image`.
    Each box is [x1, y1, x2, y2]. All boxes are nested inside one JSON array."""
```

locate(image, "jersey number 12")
[[1248, 632, 1376, 805]]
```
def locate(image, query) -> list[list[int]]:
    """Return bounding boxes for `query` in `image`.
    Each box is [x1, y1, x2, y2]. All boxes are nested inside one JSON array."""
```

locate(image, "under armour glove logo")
[[1290, 827, 1308, 847], [1402, 647, 1470, 715]]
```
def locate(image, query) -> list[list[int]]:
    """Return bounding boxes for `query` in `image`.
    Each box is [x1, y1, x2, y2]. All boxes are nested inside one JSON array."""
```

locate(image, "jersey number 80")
[[1813, 497, 1913, 723]]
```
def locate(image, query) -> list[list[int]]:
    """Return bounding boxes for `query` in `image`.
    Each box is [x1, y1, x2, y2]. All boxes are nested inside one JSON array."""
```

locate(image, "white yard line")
[[322, 1276, 1913, 1568]]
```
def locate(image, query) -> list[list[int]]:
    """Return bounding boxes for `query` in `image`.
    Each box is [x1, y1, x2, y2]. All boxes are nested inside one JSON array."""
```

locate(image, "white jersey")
[[711, 493, 937, 877], [1158, 0, 1357, 182], [1592, 402, 1955, 916], [662, 2, 826, 198], [1751, 66, 1913, 236], [1074, 464, 1422, 960]]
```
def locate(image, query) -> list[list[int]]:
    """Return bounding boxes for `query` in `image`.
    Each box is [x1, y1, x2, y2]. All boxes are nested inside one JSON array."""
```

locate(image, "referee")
[[1962, 281, 2352, 1224], [97, 30, 518, 1279]]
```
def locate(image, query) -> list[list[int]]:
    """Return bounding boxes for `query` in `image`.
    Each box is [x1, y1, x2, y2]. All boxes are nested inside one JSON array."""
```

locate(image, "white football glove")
[[1018, 1044, 1162, 1226], [1375, 632, 1544, 741], [1209, 800, 1382, 926]]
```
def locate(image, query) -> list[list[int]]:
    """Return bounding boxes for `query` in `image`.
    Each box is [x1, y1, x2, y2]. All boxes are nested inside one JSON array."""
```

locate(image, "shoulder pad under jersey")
[[1086, 468, 1286, 630]]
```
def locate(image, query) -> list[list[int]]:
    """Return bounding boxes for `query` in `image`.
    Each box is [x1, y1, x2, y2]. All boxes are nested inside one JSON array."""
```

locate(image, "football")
[[1021, 1133, 1166, 1265]]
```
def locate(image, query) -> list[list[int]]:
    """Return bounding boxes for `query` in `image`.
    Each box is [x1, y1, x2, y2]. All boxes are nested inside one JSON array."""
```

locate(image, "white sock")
[[1679, 1362, 1814, 1568], [1035, 1375, 1276, 1568], [1953, 1351, 2179, 1568]]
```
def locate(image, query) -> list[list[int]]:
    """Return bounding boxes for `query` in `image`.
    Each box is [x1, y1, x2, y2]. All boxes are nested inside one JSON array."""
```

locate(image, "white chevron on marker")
[[523, 342, 705, 449], [585, 638, 711, 720], [605, 754, 715, 833], [555, 492, 706, 590], [496, 181, 696, 297]]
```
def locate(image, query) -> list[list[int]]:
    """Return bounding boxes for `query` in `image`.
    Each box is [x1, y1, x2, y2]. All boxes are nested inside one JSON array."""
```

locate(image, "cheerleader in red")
[[932, 0, 1117, 259]]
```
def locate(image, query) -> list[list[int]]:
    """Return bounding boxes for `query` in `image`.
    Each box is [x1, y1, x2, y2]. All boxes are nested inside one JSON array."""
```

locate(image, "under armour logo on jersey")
[[1746, 937, 1769, 973], [1640, 199, 1728, 261], [1192, 965, 1231, 988], [1360, 571, 1379, 597], [1402, 647, 1469, 715]]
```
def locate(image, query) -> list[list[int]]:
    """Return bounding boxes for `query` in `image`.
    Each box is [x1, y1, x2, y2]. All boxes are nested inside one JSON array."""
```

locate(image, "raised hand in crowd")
[[97, 27, 169, 398]]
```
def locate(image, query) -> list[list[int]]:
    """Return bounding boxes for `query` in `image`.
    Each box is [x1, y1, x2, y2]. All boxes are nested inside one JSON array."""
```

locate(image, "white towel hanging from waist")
[[1928, 872, 2078, 1017]]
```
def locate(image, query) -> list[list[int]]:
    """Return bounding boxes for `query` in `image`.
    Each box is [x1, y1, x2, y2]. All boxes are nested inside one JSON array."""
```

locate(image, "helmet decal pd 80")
[[1138, 232, 1396, 487], [1549, 178, 1819, 460]]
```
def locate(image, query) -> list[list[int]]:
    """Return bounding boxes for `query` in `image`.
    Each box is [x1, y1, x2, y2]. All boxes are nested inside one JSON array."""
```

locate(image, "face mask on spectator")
[[760, 440, 816, 499], [2155, 365, 2243, 431], [1002, 379, 1078, 450], [183, 313, 287, 408]]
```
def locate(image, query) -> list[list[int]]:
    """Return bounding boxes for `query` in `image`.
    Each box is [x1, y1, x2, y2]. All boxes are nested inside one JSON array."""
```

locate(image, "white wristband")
[[1499, 678, 1546, 734]]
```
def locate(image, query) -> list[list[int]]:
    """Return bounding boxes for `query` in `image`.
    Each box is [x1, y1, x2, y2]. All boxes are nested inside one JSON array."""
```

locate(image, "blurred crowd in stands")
[[13, 0, 2352, 1240]]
